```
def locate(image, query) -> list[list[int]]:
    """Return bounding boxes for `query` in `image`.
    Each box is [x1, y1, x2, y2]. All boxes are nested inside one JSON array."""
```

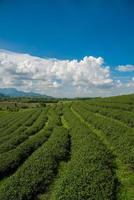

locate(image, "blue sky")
[[0, 0, 134, 97]]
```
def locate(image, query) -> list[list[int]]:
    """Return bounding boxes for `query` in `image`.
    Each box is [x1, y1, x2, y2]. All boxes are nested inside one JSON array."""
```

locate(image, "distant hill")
[[0, 88, 53, 98], [0, 93, 6, 98]]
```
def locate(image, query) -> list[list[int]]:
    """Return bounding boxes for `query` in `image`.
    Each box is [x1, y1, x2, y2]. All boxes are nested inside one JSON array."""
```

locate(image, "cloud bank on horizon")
[[0, 49, 133, 97]]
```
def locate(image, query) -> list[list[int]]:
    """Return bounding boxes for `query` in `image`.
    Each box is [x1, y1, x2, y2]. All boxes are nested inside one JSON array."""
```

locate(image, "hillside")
[[0, 94, 133, 200], [0, 93, 6, 98], [0, 88, 52, 98]]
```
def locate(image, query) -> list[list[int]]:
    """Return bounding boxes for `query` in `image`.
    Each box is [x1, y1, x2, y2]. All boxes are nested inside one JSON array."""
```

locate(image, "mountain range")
[[0, 88, 52, 98]]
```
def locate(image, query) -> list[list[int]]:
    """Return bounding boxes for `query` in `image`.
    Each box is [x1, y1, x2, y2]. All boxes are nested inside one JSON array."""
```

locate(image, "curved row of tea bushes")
[[0, 109, 42, 144], [0, 112, 18, 129], [0, 110, 23, 126], [0, 109, 48, 154], [0, 126, 26, 146], [0, 111, 8, 118], [86, 100, 134, 112], [0, 126, 70, 200], [24, 109, 42, 126], [0, 109, 38, 140], [97, 94, 134, 104], [0, 110, 28, 130], [81, 102, 134, 128], [72, 103, 134, 166], [47, 107, 62, 130], [0, 128, 50, 179], [0, 111, 30, 138], [50, 105, 117, 200], [0, 107, 62, 179], [0, 109, 40, 145]]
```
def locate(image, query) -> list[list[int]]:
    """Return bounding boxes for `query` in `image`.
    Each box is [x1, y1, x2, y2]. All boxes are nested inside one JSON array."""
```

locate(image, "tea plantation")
[[0, 94, 134, 200]]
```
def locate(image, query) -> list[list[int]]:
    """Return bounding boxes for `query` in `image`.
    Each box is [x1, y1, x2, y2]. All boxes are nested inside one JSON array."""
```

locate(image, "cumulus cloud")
[[116, 64, 134, 72], [0, 49, 114, 97], [0, 49, 134, 97]]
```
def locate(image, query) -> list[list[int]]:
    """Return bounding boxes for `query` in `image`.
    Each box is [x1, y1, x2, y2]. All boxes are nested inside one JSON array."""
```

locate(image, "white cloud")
[[0, 49, 134, 97], [116, 64, 134, 72], [0, 49, 114, 97]]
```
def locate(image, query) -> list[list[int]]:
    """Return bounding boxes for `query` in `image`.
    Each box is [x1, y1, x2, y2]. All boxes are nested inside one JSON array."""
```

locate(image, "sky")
[[0, 0, 134, 97]]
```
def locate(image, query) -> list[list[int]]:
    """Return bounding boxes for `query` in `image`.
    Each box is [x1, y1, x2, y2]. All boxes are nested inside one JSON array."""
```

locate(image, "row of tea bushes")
[[0, 109, 48, 154], [72, 103, 134, 166], [86, 100, 134, 112], [49, 105, 117, 200], [0, 126, 70, 200], [0, 109, 40, 144], [0, 109, 35, 136], [0, 106, 64, 179], [81, 102, 134, 128]]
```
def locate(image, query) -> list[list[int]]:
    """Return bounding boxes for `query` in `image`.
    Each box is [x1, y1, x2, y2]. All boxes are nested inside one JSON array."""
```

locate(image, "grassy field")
[[0, 94, 134, 200]]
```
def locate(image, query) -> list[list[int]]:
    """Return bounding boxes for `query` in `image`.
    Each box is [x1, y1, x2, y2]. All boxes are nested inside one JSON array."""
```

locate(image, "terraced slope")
[[72, 102, 134, 199], [0, 94, 133, 200], [47, 105, 117, 200]]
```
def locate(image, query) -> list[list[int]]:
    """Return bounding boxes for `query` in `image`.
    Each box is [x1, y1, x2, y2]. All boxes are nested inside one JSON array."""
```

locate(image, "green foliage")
[[0, 128, 51, 179], [0, 109, 39, 142], [50, 106, 117, 200], [0, 109, 48, 154], [72, 103, 134, 165], [0, 126, 70, 200], [86, 99, 134, 112], [0, 94, 133, 199], [0, 107, 64, 179], [81, 101, 134, 128]]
